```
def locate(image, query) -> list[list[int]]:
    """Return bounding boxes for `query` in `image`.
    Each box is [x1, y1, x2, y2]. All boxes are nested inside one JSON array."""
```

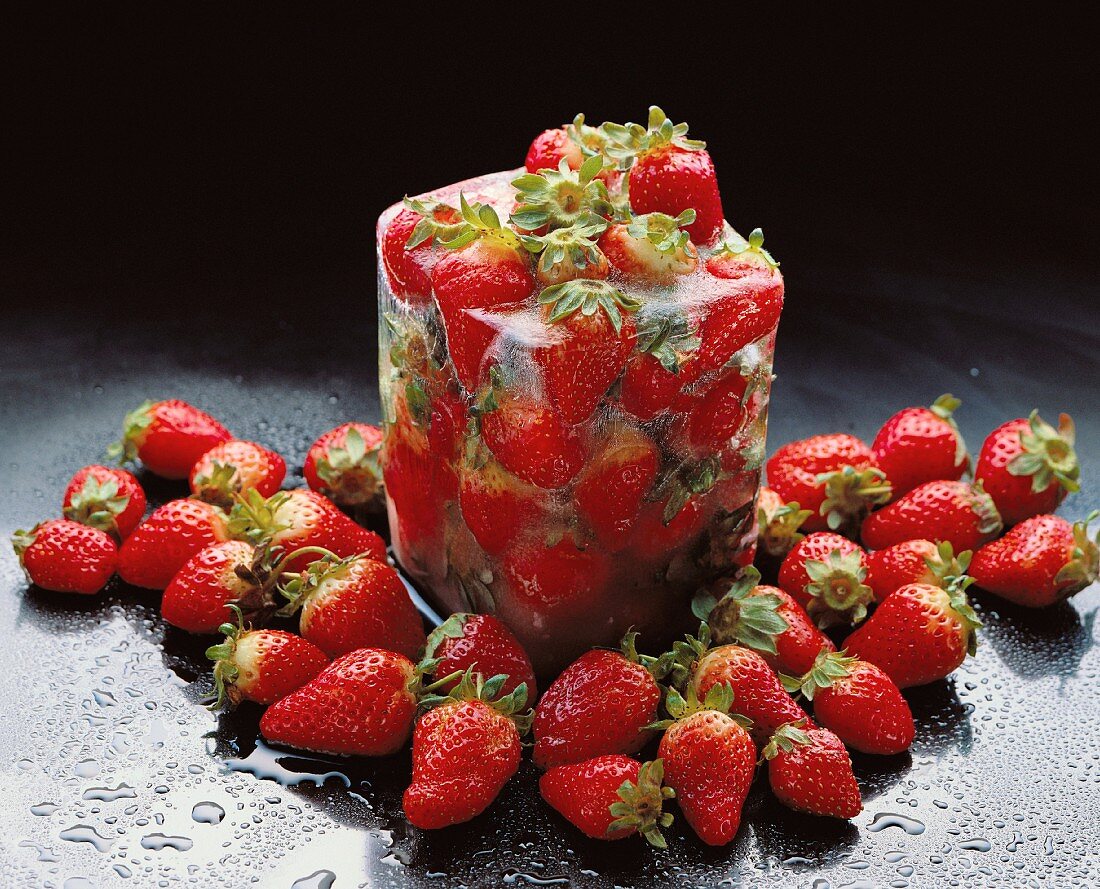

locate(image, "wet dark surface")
[[1, 259, 1098, 888]]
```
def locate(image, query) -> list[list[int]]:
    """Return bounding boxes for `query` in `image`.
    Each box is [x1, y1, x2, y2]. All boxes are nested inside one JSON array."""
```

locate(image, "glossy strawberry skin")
[[778, 532, 867, 609], [62, 465, 146, 539], [259, 648, 418, 756], [262, 489, 386, 572], [682, 369, 750, 455], [162, 540, 258, 634], [459, 459, 546, 557], [304, 422, 384, 507], [118, 399, 231, 479], [480, 392, 583, 490], [764, 586, 837, 676], [573, 429, 659, 551], [13, 519, 117, 594], [629, 145, 724, 246], [539, 755, 643, 840], [975, 418, 1065, 526], [383, 396, 440, 554], [865, 539, 941, 601], [812, 660, 915, 755], [118, 499, 229, 590], [228, 630, 329, 705], [533, 649, 660, 769], [382, 205, 458, 301], [766, 434, 878, 533], [500, 539, 613, 629], [688, 281, 784, 385], [861, 480, 1002, 553], [766, 726, 862, 818], [525, 127, 585, 173], [872, 404, 967, 497], [426, 613, 537, 700], [403, 699, 522, 829], [619, 352, 683, 420], [190, 440, 286, 505]]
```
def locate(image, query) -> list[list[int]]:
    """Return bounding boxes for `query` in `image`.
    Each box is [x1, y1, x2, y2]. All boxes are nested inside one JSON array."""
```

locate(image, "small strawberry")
[[705, 228, 780, 280], [403, 670, 531, 829], [539, 756, 675, 847], [865, 539, 971, 602], [62, 464, 146, 539], [303, 423, 384, 509], [782, 650, 914, 755], [652, 683, 755, 846], [205, 608, 329, 708], [520, 214, 610, 285], [280, 553, 425, 659], [766, 434, 891, 534], [969, 512, 1099, 608], [382, 383, 442, 555], [533, 632, 664, 769], [382, 197, 462, 301], [871, 394, 969, 497], [12, 519, 117, 594], [189, 440, 287, 508], [421, 612, 538, 700], [499, 538, 613, 630], [598, 211, 699, 283], [118, 499, 229, 590], [756, 486, 812, 560], [573, 425, 659, 551], [762, 722, 862, 819], [511, 156, 611, 233], [778, 532, 874, 628], [458, 455, 547, 556], [524, 116, 600, 173], [108, 399, 231, 479], [975, 411, 1080, 526], [843, 579, 981, 688], [618, 309, 700, 421], [860, 480, 1003, 553]]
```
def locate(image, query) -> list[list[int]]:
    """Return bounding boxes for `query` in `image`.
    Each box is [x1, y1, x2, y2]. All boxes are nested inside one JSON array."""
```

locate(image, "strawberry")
[[602, 106, 724, 245], [12, 519, 117, 594], [62, 464, 146, 539], [778, 532, 874, 628], [573, 425, 659, 551], [756, 486, 812, 559], [975, 411, 1080, 526], [511, 156, 611, 233], [280, 554, 425, 659], [259, 648, 423, 756], [629, 494, 709, 556], [403, 671, 531, 829], [694, 567, 836, 677], [860, 480, 1003, 553], [766, 434, 891, 534], [429, 196, 534, 392], [303, 423, 384, 509], [421, 612, 537, 700], [539, 756, 674, 847], [520, 214, 610, 285], [865, 539, 971, 602], [705, 228, 780, 280], [598, 211, 699, 283], [458, 456, 547, 556], [969, 512, 1099, 608], [618, 309, 700, 421], [652, 683, 755, 846], [843, 579, 981, 688], [871, 394, 969, 497], [783, 650, 914, 755], [382, 197, 461, 301], [382, 382, 441, 555], [681, 366, 758, 456], [189, 440, 287, 509], [532, 632, 664, 769], [686, 278, 783, 385], [118, 499, 229, 590], [525, 119, 590, 173], [108, 399, 231, 479], [500, 538, 612, 628], [762, 722, 862, 818], [205, 609, 329, 708]]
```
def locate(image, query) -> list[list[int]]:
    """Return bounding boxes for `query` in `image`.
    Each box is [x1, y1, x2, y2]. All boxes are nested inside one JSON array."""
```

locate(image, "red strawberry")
[[382, 198, 461, 301], [865, 539, 971, 602], [783, 651, 914, 755], [598, 212, 699, 283], [756, 486, 812, 559], [618, 309, 700, 421], [705, 228, 780, 280], [766, 434, 891, 534], [763, 722, 862, 818], [430, 197, 534, 392], [260, 648, 423, 756], [533, 632, 663, 769], [654, 683, 755, 846], [533, 279, 640, 425], [539, 756, 674, 846], [189, 440, 286, 508], [108, 399, 231, 479], [975, 411, 1080, 526], [573, 425, 659, 551], [62, 464, 146, 539], [281, 554, 424, 659], [303, 423, 384, 509], [382, 383, 441, 555], [459, 456, 547, 557], [687, 280, 784, 385], [860, 480, 1003, 553], [525, 123, 586, 173], [871, 394, 968, 496], [602, 106, 724, 245], [500, 538, 613, 629], [205, 612, 329, 708], [681, 366, 759, 456], [969, 512, 1099, 608], [421, 613, 537, 700], [778, 532, 874, 628], [403, 671, 531, 829], [843, 579, 981, 688], [629, 494, 709, 556], [12, 519, 117, 595], [118, 499, 229, 590]]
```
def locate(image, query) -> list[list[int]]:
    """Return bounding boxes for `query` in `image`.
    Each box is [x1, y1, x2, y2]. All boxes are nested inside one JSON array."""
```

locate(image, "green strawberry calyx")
[[761, 719, 813, 761], [418, 667, 533, 735], [601, 106, 706, 171], [968, 480, 1005, 537], [691, 566, 790, 655], [944, 575, 982, 657], [1053, 510, 1100, 597], [314, 426, 383, 507], [276, 550, 357, 616], [440, 194, 524, 253], [923, 540, 973, 587], [803, 549, 875, 628], [563, 112, 608, 159], [10, 525, 41, 565], [607, 758, 676, 849], [758, 497, 813, 558], [191, 461, 243, 509], [520, 214, 609, 284], [227, 489, 292, 545], [619, 629, 674, 681], [664, 622, 715, 689], [205, 604, 250, 711], [716, 227, 780, 269], [537, 278, 641, 336], [815, 464, 893, 532], [402, 196, 463, 249], [652, 456, 720, 525], [781, 649, 859, 701], [510, 155, 612, 232], [627, 210, 697, 256], [646, 682, 752, 733], [106, 399, 156, 466], [1008, 410, 1080, 494], [635, 309, 701, 374], [929, 393, 969, 469], [63, 474, 131, 537]]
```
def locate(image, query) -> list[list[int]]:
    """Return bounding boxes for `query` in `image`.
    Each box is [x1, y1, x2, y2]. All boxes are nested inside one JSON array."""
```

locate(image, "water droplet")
[[958, 837, 992, 852], [140, 833, 194, 852], [867, 812, 926, 835], [82, 784, 137, 802], [31, 802, 59, 816], [223, 739, 352, 787], [192, 801, 226, 824], [59, 824, 114, 852], [74, 759, 100, 778], [291, 871, 337, 889]]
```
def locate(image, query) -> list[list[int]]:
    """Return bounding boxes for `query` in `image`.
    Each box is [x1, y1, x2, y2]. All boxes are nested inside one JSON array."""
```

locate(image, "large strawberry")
[[403, 671, 531, 829], [189, 440, 286, 509], [108, 399, 231, 479], [865, 539, 971, 602], [778, 532, 874, 628], [756, 486, 812, 560], [975, 411, 1080, 526], [62, 464, 146, 540], [12, 519, 117, 595], [763, 722, 862, 819], [533, 632, 664, 769], [303, 423, 384, 509], [499, 538, 613, 632], [598, 211, 699, 283], [872, 394, 968, 496], [382, 197, 461, 301], [783, 650, 914, 755], [861, 480, 1003, 553], [118, 499, 229, 590], [539, 756, 675, 847], [766, 434, 891, 534], [618, 309, 700, 421], [843, 579, 981, 688], [969, 512, 1099, 608], [573, 425, 659, 551], [421, 612, 537, 700], [458, 455, 547, 557]]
